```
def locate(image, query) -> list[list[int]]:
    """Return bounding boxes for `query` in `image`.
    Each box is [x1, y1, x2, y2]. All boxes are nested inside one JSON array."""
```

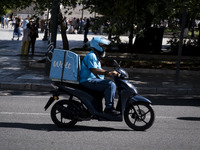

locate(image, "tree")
[[0, 0, 32, 16], [2, 0, 199, 52], [84, 0, 200, 54], [33, 0, 78, 50], [84, 0, 169, 45], [0, 0, 78, 50], [0, 6, 11, 16]]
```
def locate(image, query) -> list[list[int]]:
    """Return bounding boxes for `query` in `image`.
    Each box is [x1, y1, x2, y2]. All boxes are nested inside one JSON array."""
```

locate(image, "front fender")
[[129, 95, 152, 104]]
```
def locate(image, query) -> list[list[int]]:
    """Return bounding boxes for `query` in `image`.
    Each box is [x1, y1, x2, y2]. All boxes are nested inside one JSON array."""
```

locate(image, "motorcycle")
[[44, 60, 155, 131]]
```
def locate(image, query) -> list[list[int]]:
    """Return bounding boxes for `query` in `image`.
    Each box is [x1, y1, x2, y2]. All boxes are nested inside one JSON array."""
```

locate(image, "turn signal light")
[[53, 96, 58, 100]]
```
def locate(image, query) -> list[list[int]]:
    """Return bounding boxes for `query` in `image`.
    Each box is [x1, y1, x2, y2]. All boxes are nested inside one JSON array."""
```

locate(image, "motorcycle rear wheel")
[[124, 102, 155, 131], [51, 100, 78, 128]]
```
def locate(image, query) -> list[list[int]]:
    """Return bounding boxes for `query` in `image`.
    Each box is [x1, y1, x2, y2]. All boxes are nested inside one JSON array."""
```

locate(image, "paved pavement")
[[0, 28, 200, 95]]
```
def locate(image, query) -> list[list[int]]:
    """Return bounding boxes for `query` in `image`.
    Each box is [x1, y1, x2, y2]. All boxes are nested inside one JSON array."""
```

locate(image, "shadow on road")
[[177, 117, 200, 121], [0, 122, 132, 132], [146, 95, 200, 106]]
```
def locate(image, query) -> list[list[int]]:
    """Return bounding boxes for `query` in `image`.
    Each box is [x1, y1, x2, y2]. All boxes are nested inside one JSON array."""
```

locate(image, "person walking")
[[29, 23, 38, 55], [12, 17, 21, 40], [21, 23, 31, 56]]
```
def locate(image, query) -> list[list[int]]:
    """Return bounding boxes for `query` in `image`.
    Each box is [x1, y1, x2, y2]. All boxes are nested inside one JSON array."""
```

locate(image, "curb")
[[137, 87, 200, 95], [1, 82, 200, 95], [29, 60, 200, 76], [104, 67, 200, 76], [0, 82, 52, 92]]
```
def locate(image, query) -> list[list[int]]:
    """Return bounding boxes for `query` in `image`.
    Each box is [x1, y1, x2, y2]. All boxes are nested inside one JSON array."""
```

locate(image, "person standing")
[[11, 16, 16, 29], [75, 18, 80, 33], [83, 18, 90, 43], [5, 16, 9, 28], [40, 19, 45, 33], [1, 15, 5, 28], [22, 18, 29, 31], [29, 23, 39, 55], [21, 23, 31, 56]]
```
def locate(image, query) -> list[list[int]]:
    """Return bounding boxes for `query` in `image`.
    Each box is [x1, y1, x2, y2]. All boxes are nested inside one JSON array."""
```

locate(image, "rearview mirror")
[[113, 59, 120, 67]]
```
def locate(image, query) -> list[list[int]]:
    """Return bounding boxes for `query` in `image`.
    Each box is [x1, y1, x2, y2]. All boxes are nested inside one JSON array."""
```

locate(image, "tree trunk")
[[128, 23, 134, 47], [198, 23, 200, 48], [108, 28, 112, 40], [45, 0, 60, 75], [49, 0, 60, 48], [59, 10, 69, 50]]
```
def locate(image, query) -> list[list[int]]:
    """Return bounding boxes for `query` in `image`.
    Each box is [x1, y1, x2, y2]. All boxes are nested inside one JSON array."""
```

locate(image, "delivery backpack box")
[[49, 49, 80, 84]]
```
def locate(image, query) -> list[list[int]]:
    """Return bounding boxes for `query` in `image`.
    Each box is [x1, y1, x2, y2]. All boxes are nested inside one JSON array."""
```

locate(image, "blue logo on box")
[[52, 60, 71, 69]]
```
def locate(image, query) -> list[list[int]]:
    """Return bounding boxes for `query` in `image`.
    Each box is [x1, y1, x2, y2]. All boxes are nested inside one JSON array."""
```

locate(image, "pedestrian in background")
[[1, 15, 5, 28], [12, 17, 21, 40], [83, 18, 90, 43], [75, 18, 80, 33], [29, 23, 38, 55], [21, 23, 31, 56], [40, 19, 45, 33], [11, 16, 16, 29], [5, 16, 9, 28], [22, 18, 29, 31]]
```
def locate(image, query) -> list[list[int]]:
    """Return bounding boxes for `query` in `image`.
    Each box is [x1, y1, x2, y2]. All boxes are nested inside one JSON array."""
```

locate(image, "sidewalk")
[[0, 28, 200, 95]]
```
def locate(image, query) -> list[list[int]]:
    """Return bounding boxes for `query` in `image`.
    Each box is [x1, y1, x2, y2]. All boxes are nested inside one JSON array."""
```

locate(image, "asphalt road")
[[0, 91, 200, 150]]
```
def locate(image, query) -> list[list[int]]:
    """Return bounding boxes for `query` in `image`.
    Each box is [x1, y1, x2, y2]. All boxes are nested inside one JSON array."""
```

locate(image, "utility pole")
[[49, 0, 60, 48], [45, 0, 61, 75], [78, 5, 84, 34], [175, 7, 187, 85], [43, 8, 49, 41]]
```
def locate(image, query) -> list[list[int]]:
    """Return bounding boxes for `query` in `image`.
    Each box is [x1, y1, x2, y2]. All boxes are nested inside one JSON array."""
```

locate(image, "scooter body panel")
[[118, 90, 152, 116], [58, 85, 98, 115], [59, 84, 124, 121], [129, 95, 152, 104], [118, 89, 133, 116]]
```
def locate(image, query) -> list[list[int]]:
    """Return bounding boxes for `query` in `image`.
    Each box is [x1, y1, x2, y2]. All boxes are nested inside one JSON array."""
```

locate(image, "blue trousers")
[[80, 79, 116, 109]]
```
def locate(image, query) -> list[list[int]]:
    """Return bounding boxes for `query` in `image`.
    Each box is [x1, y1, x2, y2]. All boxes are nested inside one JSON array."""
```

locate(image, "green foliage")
[[84, 0, 172, 41], [167, 36, 200, 56], [84, 0, 200, 55], [0, 0, 78, 16], [1, 0, 200, 56], [0, 6, 11, 16]]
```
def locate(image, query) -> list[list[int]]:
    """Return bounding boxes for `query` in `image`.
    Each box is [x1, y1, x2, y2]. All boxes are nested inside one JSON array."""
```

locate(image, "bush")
[[167, 37, 200, 56]]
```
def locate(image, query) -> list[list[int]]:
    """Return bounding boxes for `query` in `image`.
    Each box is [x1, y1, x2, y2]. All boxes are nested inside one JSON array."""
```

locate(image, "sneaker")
[[104, 107, 120, 115]]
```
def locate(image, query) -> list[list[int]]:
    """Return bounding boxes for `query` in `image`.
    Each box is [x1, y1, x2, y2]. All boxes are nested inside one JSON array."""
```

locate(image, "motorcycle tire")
[[51, 100, 78, 128], [124, 102, 155, 131]]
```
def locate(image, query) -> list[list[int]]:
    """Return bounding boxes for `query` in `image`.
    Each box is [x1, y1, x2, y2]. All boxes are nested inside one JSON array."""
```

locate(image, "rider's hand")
[[108, 71, 119, 77]]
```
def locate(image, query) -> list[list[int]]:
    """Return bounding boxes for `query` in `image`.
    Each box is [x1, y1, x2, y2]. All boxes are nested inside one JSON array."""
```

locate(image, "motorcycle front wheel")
[[51, 100, 78, 128], [124, 102, 155, 131]]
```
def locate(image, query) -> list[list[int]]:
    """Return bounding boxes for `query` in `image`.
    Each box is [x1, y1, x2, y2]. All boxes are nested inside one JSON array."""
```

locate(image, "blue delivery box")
[[49, 49, 80, 84]]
